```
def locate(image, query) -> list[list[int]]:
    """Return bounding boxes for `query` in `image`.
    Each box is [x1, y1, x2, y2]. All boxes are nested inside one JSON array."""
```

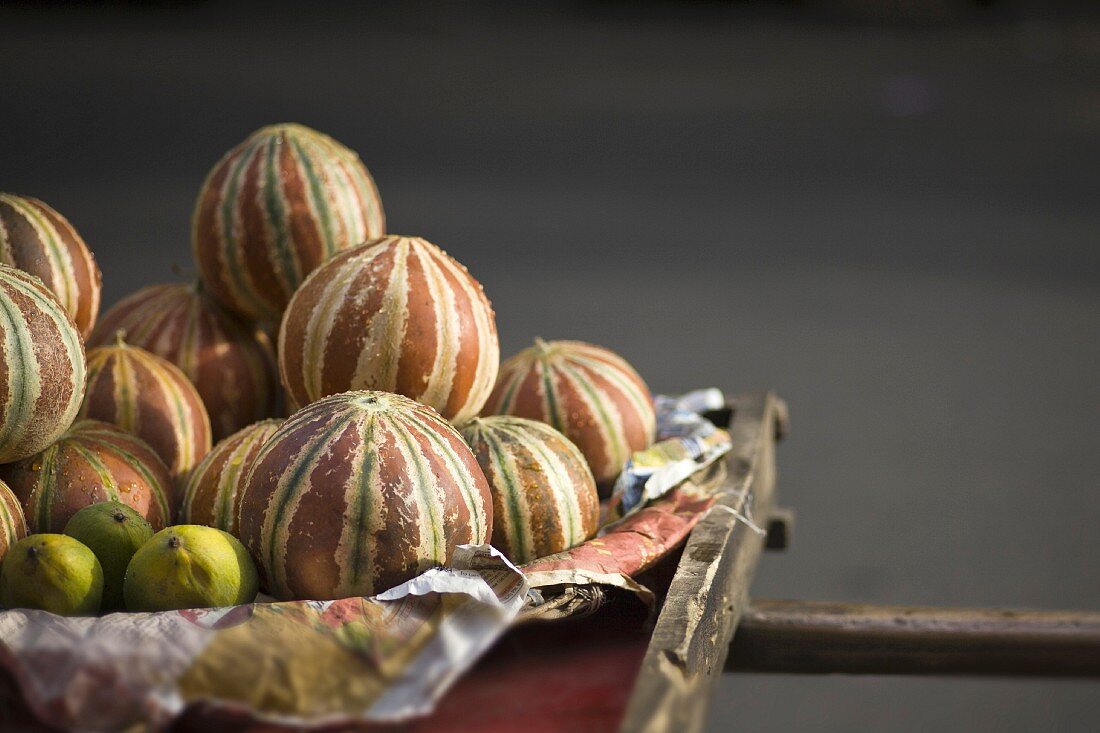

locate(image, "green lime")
[[0, 534, 103, 615], [64, 501, 154, 611], [124, 525, 258, 612]]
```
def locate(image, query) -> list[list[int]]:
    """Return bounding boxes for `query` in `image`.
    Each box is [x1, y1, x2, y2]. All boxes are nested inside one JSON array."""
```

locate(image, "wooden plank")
[[620, 392, 784, 733], [726, 600, 1100, 678]]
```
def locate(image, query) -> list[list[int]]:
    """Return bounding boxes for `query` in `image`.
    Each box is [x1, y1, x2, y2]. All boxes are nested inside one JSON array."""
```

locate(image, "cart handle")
[[727, 599, 1100, 678]]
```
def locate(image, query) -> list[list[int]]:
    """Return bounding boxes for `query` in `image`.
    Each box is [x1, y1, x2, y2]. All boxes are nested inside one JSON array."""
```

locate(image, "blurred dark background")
[[2, 1, 1098, 730]]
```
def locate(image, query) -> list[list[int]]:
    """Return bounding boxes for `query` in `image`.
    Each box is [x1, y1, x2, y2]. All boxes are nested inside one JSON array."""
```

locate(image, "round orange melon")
[[0, 193, 102, 338], [0, 264, 86, 463], [0, 420, 174, 533], [237, 391, 492, 600], [79, 335, 212, 487], [278, 235, 499, 423], [192, 123, 385, 323], [459, 416, 599, 564]]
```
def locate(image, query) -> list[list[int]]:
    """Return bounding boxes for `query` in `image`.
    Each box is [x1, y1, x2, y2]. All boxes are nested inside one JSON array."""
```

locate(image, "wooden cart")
[[390, 392, 1100, 733]]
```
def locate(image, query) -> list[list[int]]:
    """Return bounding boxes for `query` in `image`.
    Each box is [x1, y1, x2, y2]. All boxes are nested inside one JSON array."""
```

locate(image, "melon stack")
[[0, 121, 660, 610]]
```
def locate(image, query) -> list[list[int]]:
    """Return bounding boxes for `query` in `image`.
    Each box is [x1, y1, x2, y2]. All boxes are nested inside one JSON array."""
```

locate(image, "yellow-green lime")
[[124, 525, 259, 612], [0, 534, 103, 615], [64, 501, 154, 611]]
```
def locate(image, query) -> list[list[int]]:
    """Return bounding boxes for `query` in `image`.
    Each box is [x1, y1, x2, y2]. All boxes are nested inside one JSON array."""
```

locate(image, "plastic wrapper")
[[610, 388, 733, 517], [652, 387, 726, 437]]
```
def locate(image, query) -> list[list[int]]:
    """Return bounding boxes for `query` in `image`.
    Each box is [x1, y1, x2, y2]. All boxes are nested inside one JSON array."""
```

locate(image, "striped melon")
[[237, 391, 492, 600], [0, 263, 87, 464], [483, 339, 655, 492], [0, 480, 28, 564], [0, 193, 102, 338], [279, 235, 499, 423], [192, 123, 385, 324], [79, 335, 212, 487], [0, 420, 173, 533], [90, 282, 278, 440], [458, 416, 599, 564], [181, 418, 282, 534]]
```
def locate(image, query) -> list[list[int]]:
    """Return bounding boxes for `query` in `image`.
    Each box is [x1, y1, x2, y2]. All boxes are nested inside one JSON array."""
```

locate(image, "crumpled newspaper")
[[0, 545, 527, 732]]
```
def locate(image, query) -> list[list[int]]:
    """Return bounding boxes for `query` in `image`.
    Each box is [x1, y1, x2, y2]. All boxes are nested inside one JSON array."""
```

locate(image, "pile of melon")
[[0, 124, 657, 614]]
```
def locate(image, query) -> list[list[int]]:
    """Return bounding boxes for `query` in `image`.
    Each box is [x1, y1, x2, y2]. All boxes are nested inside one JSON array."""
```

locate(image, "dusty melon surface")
[[0, 263, 87, 464]]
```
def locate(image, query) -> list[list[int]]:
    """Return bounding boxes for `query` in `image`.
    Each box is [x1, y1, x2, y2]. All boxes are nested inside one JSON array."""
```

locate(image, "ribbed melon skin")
[[0, 420, 173, 533], [237, 391, 492, 601], [0, 193, 102, 338], [459, 416, 599, 564], [0, 263, 87, 463], [90, 282, 278, 440], [181, 418, 281, 535], [192, 123, 385, 324], [79, 339, 212, 488], [483, 339, 655, 492], [278, 235, 499, 424], [0, 480, 28, 563]]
